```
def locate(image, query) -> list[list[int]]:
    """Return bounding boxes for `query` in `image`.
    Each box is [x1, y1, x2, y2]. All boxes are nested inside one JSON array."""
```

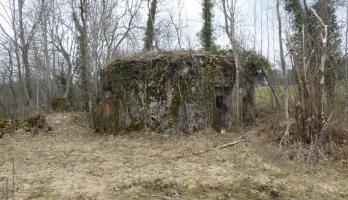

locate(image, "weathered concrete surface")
[[99, 52, 236, 133]]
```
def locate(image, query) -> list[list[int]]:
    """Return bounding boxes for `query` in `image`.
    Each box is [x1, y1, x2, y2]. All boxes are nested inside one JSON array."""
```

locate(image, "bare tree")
[[0, 0, 37, 106], [3, 43, 18, 109], [72, 0, 91, 110], [0, 0, 148, 117], [53, 29, 75, 100], [285, 4, 329, 150], [98, 0, 143, 61], [168, 0, 185, 50], [39, 0, 53, 100], [18, 0, 42, 104], [221, 0, 242, 127], [276, 0, 290, 140]]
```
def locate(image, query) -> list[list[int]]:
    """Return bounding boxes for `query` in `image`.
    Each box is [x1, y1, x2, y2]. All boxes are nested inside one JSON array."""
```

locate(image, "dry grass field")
[[0, 112, 347, 200]]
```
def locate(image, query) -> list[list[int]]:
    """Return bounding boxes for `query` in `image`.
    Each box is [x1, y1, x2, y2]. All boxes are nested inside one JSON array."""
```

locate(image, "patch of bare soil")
[[0, 112, 347, 200]]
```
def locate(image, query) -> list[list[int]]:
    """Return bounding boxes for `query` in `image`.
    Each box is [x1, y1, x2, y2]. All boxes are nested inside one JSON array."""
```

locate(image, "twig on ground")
[[139, 193, 182, 200], [193, 136, 248, 155], [215, 139, 247, 149], [193, 148, 210, 155]]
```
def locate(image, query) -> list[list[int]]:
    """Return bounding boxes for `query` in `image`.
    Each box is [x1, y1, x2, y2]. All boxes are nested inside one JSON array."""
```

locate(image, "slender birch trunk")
[[311, 8, 328, 129]]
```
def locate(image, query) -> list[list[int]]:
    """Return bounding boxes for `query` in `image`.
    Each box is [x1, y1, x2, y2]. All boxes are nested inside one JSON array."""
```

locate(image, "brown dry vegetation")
[[0, 112, 347, 200]]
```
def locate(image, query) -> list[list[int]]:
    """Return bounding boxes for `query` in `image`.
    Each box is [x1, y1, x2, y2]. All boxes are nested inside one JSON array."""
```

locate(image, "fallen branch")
[[193, 148, 210, 155], [139, 193, 182, 200], [215, 139, 247, 149], [192, 136, 248, 155]]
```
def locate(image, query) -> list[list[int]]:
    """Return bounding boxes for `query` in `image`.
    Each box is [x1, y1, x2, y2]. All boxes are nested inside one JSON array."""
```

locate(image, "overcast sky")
[[0, 0, 346, 66], [179, 0, 346, 61]]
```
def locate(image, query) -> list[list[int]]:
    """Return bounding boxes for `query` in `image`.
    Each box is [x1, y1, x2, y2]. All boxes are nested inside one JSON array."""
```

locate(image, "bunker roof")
[[102, 51, 234, 71]]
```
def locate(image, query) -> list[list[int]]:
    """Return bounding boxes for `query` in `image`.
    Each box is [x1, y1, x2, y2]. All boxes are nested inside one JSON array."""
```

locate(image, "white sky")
[[0, 0, 347, 66], [178, 0, 281, 59], [179, 0, 347, 62]]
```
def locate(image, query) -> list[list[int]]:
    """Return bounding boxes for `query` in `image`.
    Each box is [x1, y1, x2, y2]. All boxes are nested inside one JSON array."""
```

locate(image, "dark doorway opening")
[[216, 95, 224, 109], [213, 93, 229, 131]]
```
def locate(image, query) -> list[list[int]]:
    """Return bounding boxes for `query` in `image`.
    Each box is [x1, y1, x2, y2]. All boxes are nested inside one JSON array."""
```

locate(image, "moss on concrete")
[[99, 52, 235, 133]]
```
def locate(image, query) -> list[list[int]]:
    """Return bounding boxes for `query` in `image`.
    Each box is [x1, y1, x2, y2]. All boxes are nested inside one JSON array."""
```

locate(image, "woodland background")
[[0, 0, 347, 140]]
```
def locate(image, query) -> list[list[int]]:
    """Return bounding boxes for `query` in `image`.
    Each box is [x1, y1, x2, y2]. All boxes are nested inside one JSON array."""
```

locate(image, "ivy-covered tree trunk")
[[144, 0, 158, 51], [73, 0, 91, 111], [284, 0, 340, 143], [201, 0, 215, 52], [315, 1, 337, 113], [285, 0, 340, 115], [311, 8, 328, 131]]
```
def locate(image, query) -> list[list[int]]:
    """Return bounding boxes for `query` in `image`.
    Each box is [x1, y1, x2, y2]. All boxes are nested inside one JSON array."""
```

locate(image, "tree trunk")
[[311, 8, 328, 131], [221, 0, 242, 127], [22, 45, 33, 102], [80, 24, 91, 110], [260, 0, 263, 54], [276, 0, 290, 137], [54, 40, 74, 100], [345, 2, 348, 122], [8, 51, 18, 109], [11, 0, 26, 103], [200, 0, 215, 51], [42, 0, 52, 101], [253, 0, 257, 50], [18, 0, 33, 104], [73, 0, 91, 110], [51, 0, 57, 96], [144, 0, 158, 51]]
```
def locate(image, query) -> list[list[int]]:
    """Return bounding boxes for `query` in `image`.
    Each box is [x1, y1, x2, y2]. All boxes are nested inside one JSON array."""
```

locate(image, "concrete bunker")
[[99, 52, 236, 133]]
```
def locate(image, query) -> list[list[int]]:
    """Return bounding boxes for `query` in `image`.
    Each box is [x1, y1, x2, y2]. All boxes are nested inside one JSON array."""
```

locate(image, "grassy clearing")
[[0, 113, 347, 199], [255, 83, 347, 116]]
